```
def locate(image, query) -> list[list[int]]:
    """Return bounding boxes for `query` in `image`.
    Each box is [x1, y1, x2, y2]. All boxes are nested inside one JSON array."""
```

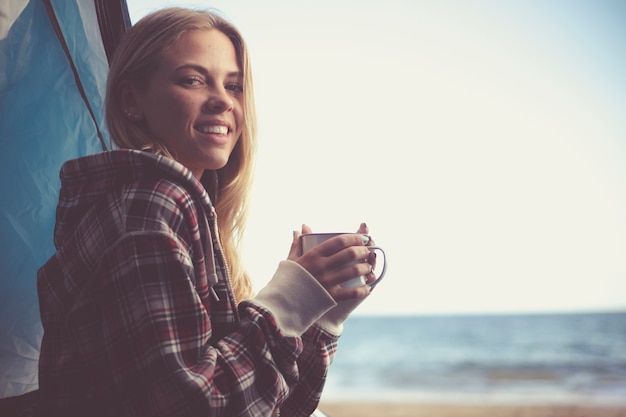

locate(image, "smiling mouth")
[[196, 125, 229, 135]]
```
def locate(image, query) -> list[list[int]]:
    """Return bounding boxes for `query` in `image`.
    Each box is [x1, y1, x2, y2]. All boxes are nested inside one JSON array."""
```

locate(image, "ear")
[[119, 80, 143, 121]]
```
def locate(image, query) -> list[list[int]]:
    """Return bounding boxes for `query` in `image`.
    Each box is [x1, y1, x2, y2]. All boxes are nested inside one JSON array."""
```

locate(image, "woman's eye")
[[226, 83, 244, 94], [180, 76, 203, 86]]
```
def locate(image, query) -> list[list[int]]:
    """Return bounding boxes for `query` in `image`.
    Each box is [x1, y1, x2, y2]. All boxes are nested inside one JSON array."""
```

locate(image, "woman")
[[37, 7, 375, 417]]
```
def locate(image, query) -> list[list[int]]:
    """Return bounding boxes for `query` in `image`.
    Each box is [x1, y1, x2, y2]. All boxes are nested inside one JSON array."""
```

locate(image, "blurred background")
[[129, 0, 626, 317], [126, 0, 626, 405]]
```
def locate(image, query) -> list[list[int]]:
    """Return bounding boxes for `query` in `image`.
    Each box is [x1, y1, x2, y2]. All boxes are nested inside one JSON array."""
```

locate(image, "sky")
[[127, 0, 626, 315]]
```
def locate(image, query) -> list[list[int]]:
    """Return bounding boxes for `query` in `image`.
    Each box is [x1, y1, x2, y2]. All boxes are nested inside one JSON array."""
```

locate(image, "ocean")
[[322, 311, 626, 405]]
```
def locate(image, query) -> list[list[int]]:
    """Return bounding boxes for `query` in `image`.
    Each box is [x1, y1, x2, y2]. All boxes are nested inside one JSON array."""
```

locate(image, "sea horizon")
[[322, 310, 626, 406], [351, 307, 626, 318]]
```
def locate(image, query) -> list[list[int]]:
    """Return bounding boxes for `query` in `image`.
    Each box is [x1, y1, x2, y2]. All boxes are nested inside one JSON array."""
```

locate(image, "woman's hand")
[[358, 222, 378, 288], [287, 223, 374, 302]]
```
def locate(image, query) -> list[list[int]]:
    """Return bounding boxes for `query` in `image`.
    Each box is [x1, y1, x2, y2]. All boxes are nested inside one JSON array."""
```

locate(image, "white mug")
[[299, 232, 387, 288]]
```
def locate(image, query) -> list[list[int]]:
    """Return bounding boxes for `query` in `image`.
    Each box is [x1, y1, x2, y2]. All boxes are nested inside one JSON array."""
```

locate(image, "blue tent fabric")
[[0, 0, 123, 398]]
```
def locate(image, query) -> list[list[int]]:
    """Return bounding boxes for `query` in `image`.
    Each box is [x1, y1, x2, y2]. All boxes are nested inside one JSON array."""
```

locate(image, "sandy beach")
[[318, 402, 626, 417]]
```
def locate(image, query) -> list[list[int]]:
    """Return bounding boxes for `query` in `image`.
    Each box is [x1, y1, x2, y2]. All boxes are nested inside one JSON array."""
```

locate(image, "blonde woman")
[[37, 7, 375, 417]]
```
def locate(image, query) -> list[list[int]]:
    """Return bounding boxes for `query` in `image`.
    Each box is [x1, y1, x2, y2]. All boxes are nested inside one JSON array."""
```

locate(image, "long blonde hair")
[[105, 8, 256, 302]]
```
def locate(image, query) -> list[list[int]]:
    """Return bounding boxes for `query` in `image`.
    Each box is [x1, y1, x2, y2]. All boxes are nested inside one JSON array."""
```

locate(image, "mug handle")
[[366, 246, 387, 287]]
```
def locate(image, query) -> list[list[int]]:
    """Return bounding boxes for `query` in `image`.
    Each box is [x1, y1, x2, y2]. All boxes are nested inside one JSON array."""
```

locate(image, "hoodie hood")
[[53, 149, 209, 248], [39, 149, 224, 323]]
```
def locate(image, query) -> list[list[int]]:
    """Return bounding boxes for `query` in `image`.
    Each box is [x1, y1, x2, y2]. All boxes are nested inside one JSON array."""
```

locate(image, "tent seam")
[[42, 0, 108, 152]]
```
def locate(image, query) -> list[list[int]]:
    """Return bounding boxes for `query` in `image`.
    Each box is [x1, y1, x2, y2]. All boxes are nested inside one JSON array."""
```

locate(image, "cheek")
[[145, 95, 195, 131], [143, 86, 189, 113], [234, 102, 245, 133]]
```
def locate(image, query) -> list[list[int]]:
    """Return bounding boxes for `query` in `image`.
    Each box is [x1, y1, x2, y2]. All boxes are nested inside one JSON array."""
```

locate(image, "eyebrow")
[[174, 64, 243, 79]]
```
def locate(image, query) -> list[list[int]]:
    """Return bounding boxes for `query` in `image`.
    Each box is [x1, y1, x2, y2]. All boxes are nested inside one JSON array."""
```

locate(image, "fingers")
[[287, 224, 316, 259], [291, 222, 377, 302], [287, 230, 302, 260], [301, 242, 370, 280], [313, 234, 370, 258], [356, 223, 376, 283], [329, 283, 371, 302], [288, 224, 311, 259], [367, 250, 377, 271], [356, 222, 375, 246], [297, 239, 370, 289]]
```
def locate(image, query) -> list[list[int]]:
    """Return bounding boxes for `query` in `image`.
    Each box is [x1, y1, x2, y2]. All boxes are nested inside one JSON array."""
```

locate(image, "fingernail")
[[362, 234, 371, 244]]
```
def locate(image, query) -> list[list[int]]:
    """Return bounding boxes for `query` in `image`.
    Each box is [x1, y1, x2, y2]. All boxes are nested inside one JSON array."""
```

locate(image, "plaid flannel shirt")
[[37, 150, 339, 417]]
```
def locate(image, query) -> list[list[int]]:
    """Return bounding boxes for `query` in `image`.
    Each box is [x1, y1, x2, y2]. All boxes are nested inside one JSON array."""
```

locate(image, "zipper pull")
[[207, 272, 219, 301], [210, 286, 220, 301]]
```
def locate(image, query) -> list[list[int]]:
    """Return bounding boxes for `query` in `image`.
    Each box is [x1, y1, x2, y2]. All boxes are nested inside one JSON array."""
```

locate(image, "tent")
[[0, 0, 129, 399]]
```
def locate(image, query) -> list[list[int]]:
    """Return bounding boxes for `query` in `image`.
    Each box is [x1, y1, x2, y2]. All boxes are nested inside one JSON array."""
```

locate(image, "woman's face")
[[129, 29, 244, 178]]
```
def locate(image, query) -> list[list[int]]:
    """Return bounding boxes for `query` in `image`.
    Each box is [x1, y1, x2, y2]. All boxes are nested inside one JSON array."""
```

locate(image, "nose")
[[203, 86, 234, 113]]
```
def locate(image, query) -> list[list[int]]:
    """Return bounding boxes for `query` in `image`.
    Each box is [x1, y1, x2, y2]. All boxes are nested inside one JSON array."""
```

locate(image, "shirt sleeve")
[[276, 324, 339, 417], [249, 260, 337, 337], [94, 231, 334, 416]]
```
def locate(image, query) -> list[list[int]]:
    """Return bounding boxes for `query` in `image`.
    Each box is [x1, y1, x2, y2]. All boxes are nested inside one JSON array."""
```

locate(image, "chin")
[[211, 158, 230, 170], [192, 152, 231, 171]]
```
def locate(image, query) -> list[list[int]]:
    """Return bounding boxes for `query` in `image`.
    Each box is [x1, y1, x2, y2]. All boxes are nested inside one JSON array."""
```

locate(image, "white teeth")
[[199, 125, 228, 134]]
